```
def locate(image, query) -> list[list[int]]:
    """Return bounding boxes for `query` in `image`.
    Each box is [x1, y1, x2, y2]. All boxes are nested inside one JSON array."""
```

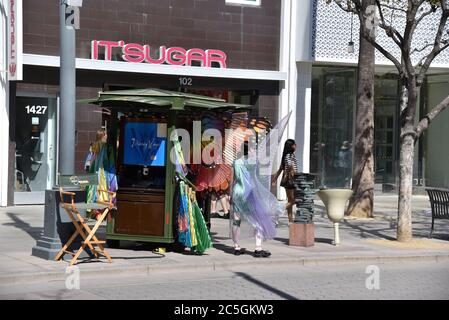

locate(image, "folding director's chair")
[[55, 174, 115, 266]]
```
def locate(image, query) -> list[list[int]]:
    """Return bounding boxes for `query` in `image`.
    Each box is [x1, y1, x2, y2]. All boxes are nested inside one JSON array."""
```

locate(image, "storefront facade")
[[0, 1, 7, 206], [1, 0, 447, 206], [1, 0, 292, 205], [289, 0, 449, 193]]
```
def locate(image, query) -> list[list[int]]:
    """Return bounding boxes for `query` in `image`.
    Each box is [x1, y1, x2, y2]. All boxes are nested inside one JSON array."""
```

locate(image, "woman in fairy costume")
[[86, 129, 118, 216], [230, 112, 291, 257], [230, 141, 283, 258]]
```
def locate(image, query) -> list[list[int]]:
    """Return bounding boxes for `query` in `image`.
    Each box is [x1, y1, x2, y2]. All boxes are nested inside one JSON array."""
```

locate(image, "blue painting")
[[123, 122, 166, 166]]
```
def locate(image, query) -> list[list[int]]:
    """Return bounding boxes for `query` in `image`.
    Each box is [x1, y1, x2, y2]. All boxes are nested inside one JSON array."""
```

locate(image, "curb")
[[1, 253, 449, 286]]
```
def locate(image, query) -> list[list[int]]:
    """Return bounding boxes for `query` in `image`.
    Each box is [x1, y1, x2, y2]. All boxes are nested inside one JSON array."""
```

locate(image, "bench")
[[425, 187, 449, 238]]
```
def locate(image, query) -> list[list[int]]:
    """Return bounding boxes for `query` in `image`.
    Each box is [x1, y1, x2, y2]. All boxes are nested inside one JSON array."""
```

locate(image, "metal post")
[[32, 1, 84, 260], [59, 1, 76, 175], [333, 223, 340, 246]]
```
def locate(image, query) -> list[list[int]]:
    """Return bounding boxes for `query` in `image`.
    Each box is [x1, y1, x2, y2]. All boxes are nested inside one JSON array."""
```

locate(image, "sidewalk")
[[0, 195, 448, 285]]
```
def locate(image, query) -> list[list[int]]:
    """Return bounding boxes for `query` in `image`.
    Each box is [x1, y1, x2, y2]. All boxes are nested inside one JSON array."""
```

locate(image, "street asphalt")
[[0, 194, 448, 300], [0, 260, 448, 300]]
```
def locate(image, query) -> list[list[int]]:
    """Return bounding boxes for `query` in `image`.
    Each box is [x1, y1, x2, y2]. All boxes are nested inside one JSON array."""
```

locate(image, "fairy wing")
[[223, 111, 250, 165], [248, 111, 292, 190]]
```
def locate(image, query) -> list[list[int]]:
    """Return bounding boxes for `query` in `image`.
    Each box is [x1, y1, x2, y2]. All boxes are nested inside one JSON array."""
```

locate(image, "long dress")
[[231, 155, 283, 240], [230, 112, 292, 241]]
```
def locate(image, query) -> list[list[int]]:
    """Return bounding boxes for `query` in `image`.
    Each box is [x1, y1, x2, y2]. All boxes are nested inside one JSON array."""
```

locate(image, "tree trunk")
[[347, 0, 375, 218], [397, 133, 415, 242], [397, 83, 418, 242]]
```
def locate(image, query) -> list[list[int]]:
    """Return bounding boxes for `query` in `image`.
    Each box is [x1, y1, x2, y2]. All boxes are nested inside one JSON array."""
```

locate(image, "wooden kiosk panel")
[[139, 202, 165, 236], [108, 115, 170, 241], [115, 190, 165, 237]]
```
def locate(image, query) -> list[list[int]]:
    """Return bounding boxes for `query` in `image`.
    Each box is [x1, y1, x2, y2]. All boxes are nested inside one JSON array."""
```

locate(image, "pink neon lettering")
[[90, 41, 227, 68], [144, 45, 166, 64], [91, 40, 98, 60], [122, 43, 145, 63], [97, 40, 121, 61], [186, 48, 207, 67], [206, 49, 227, 68], [166, 47, 187, 66]]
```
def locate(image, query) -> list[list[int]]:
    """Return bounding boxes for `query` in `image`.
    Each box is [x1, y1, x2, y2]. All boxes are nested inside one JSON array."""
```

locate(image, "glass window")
[[310, 66, 356, 188], [425, 73, 449, 188], [225, 0, 261, 6], [311, 68, 407, 192], [374, 75, 399, 186]]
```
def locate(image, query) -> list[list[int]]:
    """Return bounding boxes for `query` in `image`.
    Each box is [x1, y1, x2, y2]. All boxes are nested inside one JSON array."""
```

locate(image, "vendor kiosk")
[[83, 89, 251, 248]]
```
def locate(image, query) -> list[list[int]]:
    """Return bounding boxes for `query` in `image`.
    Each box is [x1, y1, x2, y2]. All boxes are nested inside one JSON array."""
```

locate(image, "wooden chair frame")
[[55, 188, 116, 265]]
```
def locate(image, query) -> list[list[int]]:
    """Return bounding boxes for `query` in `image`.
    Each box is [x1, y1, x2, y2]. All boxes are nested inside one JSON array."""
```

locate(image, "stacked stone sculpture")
[[293, 173, 317, 224]]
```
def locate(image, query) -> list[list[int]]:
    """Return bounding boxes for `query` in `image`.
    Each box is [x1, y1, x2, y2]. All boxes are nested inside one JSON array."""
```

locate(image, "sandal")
[[254, 250, 271, 258], [210, 212, 219, 218], [234, 248, 245, 256]]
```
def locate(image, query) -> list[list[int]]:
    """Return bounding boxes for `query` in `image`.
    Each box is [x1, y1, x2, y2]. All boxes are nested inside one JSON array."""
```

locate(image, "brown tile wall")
[[23, 0, 281, 70]]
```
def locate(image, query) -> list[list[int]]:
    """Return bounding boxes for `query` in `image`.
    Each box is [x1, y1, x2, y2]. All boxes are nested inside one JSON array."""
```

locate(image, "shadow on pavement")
[[314, 237, 334, 244], [2, 212, 43, 240], [342, 220, 397, 241], [273, 237, 288, 245], [66, 254, 165, 265], [234, 271, 299, 300], [212, 242, 241, 255], [342, 217, 449, 241]]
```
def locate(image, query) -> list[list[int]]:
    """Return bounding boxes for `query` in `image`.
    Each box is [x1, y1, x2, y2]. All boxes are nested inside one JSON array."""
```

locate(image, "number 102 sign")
[[179, 77, 193, 86]]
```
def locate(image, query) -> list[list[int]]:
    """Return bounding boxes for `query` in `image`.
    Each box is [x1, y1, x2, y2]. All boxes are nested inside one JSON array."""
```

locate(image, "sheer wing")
[[249, 111, 292, 190], [223, 111, 250, 165]]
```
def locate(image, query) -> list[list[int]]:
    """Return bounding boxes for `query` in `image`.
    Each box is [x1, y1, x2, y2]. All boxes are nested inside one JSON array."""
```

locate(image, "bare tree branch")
[[415, 94, 449, 137], [333, 0, 358, 14], [415, 39, 449, 68], [401, 1, 423, 76], [376, 0, 405, 47], [359, 28, 406, 77], [339, 0, 405, 76], [414, 2, 438, 28], [378, 3, 408, 13], [331, 0, 448, 86], [412, 42, 435, 54], [417, 2, 449, 84]]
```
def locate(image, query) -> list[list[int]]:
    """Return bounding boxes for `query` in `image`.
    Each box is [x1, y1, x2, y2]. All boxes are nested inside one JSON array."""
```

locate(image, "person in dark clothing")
[[272, 139, 299, 223]]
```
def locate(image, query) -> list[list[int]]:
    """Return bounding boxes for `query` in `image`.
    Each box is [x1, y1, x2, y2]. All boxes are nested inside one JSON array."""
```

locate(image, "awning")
[[78, 88, 252, 111]]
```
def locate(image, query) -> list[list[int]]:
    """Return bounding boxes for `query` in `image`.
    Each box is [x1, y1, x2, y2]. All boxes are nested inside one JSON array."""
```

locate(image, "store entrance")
[[14, 95, 57, 204]]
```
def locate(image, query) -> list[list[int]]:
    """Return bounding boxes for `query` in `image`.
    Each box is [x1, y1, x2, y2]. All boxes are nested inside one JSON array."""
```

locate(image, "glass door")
[[14, 95, 57, 204]]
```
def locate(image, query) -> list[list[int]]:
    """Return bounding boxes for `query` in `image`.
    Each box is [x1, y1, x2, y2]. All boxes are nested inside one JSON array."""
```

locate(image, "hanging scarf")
[[178, 181, 192, 248], [192, 196, 213, 254], [86, 142, 118, 205]]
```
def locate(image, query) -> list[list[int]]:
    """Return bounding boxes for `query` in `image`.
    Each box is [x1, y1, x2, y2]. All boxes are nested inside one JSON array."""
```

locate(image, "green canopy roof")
[[78, 88, 252, 111]]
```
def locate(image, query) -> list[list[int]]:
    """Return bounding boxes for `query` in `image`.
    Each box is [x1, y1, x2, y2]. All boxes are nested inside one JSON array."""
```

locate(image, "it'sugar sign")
[[65, 6, 80, 29]]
